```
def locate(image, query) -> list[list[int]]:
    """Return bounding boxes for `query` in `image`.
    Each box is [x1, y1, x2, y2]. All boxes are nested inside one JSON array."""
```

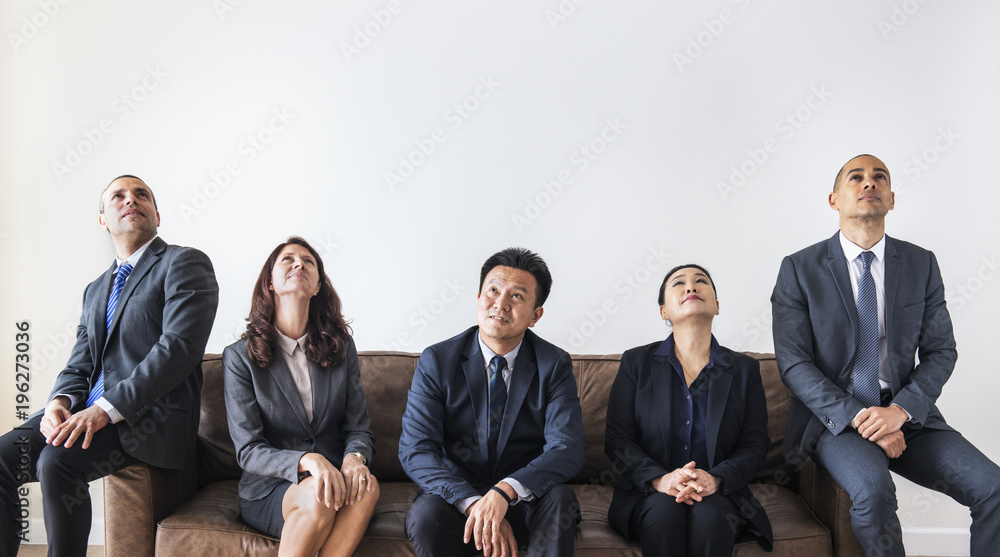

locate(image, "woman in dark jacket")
[[605, 264, 773, 556], [224, 237, 379, 557]]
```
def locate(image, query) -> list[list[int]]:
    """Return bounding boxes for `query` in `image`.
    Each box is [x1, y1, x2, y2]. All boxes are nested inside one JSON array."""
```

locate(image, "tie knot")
[[118, 262, 134, 279], [860, 251, 874, 270], [492, 356, 508, 374]]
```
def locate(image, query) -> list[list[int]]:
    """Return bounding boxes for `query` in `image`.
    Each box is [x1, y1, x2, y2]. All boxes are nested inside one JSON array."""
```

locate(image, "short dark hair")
[[833, 154, 890, 192], [658, 263, 716, 305], [99, 174, 158, 213], [479, 247, 552, 308]]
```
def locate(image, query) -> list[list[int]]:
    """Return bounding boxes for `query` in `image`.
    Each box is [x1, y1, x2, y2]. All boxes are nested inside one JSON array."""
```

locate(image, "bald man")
[[771, 154, 1000, 556], [0, 175, 219, 556]]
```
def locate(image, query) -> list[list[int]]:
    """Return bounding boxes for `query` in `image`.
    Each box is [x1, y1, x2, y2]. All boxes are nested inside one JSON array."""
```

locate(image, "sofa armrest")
[[104, 453, 200, 557], [799, 458, 863, 557]]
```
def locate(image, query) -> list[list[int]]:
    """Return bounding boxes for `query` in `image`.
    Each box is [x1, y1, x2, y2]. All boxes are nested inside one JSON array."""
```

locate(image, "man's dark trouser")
[[0, 411, 137, 557], [815, 426, 1000, 557], [406, 483, 579, 557]]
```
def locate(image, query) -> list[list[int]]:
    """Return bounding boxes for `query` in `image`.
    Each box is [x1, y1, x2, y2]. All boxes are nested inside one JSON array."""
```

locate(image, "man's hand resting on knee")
[[43, 397, 110, 450]]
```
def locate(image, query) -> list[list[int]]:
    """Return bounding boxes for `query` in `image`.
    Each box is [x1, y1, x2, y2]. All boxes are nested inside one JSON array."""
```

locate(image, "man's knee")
[[538, 483, 577, 512], [406, 494, 458, 542]]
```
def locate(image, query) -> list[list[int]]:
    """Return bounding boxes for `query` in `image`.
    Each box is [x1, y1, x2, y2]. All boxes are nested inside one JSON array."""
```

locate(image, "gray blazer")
[[223, 336, 375, 501], [771, 232, 956, 464], [49, 237, 219, 469]]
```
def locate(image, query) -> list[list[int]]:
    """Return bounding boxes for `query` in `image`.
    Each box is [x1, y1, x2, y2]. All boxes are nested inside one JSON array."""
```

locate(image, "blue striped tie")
[[488, 356, 508, 461], [854, 251, 881, 408], [86, 262, 133, 408]]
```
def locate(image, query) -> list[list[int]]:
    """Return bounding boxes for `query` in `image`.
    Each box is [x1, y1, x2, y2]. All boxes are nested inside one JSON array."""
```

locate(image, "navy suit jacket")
[[49, 237, 219, 469], [399, 327, 584, 504], [223, 337, 375, 501], [771, 232, 956, 463], [605, 339, 773, 550]]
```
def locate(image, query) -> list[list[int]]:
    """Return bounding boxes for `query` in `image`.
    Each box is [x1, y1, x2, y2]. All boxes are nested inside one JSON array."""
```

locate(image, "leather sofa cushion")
[[157, 481, 828, 557]]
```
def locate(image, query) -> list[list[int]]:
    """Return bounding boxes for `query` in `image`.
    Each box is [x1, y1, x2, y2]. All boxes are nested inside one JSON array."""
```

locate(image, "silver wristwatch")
[[347, 451, 367, 465]]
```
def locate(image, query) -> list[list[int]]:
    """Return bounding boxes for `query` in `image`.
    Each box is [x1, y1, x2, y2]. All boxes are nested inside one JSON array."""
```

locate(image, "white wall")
[[2, 1, 998, 552]]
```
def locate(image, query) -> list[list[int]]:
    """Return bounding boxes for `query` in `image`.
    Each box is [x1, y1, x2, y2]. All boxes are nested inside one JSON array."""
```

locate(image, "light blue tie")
[[854, 251, 881, 408], [86, 262, 133, 408]]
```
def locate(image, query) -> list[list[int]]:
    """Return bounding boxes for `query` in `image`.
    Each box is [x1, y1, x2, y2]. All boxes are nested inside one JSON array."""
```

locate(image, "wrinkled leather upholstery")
[[106, 351, 861, 556]]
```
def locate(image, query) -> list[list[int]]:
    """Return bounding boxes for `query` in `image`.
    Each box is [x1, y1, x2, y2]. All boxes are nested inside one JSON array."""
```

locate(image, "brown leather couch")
[[104, 351, 861, 556]]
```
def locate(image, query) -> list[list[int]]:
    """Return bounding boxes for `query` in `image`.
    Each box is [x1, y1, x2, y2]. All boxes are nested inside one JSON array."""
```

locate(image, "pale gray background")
[[2, 1, 998, 553]]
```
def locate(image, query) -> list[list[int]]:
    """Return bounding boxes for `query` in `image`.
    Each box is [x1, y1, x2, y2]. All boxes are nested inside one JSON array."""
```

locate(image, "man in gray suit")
[[771, 154, 1000, 556], [0, 175, 219, 557]]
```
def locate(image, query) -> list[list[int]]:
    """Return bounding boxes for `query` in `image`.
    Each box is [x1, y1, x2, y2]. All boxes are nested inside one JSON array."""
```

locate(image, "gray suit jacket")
[[49, 237, 219, 469], [223, 337, 375, 501], [771, 232, 956, 464]]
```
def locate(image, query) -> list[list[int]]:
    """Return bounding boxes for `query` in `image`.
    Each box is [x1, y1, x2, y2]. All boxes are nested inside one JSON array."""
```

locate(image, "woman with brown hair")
[[224, 237, 378, 556]]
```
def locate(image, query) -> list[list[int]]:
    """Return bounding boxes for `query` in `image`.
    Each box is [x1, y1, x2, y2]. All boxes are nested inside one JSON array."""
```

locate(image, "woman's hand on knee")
[[340, 452, 374, 505], [298, 453, 347, 510]]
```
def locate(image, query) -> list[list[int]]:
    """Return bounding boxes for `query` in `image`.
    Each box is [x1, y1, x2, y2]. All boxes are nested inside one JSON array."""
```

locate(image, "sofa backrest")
[[196, 351, 796, 488]]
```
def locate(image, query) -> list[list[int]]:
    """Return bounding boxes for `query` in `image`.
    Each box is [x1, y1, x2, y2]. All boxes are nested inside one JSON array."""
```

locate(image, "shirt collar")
[[275, 329, 308, 357], [116, 235, 157, 269], [477, 333, 522, 371], [839, 230, 886, 264], [654, 333, 729, 368]]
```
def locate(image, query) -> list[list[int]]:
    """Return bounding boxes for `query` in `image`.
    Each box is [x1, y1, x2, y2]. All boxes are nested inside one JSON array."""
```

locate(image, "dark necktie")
[[488, 356, 508, 461], [854, 251, 881, 408], [86, 262, 133, 408]]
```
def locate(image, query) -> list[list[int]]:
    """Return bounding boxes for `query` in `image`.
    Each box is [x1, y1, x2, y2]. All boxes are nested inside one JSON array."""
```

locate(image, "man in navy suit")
[[400, 247, 584, 557], [771, 154, 1000, 556], [0, 175, 219, 557]]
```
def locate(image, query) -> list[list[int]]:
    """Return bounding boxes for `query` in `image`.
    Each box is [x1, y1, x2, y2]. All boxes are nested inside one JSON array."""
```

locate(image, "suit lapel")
[[93, 262, 117, 370], [461, 336, 489, 462], [310, 362, 328, 429], [705, 362, 733, 468], [496, 336, 536, 458], [882, 236, 901, 391], [826, 233, 858, 376], [104, 237, 164, 348], [267, 355, 313, 432]]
